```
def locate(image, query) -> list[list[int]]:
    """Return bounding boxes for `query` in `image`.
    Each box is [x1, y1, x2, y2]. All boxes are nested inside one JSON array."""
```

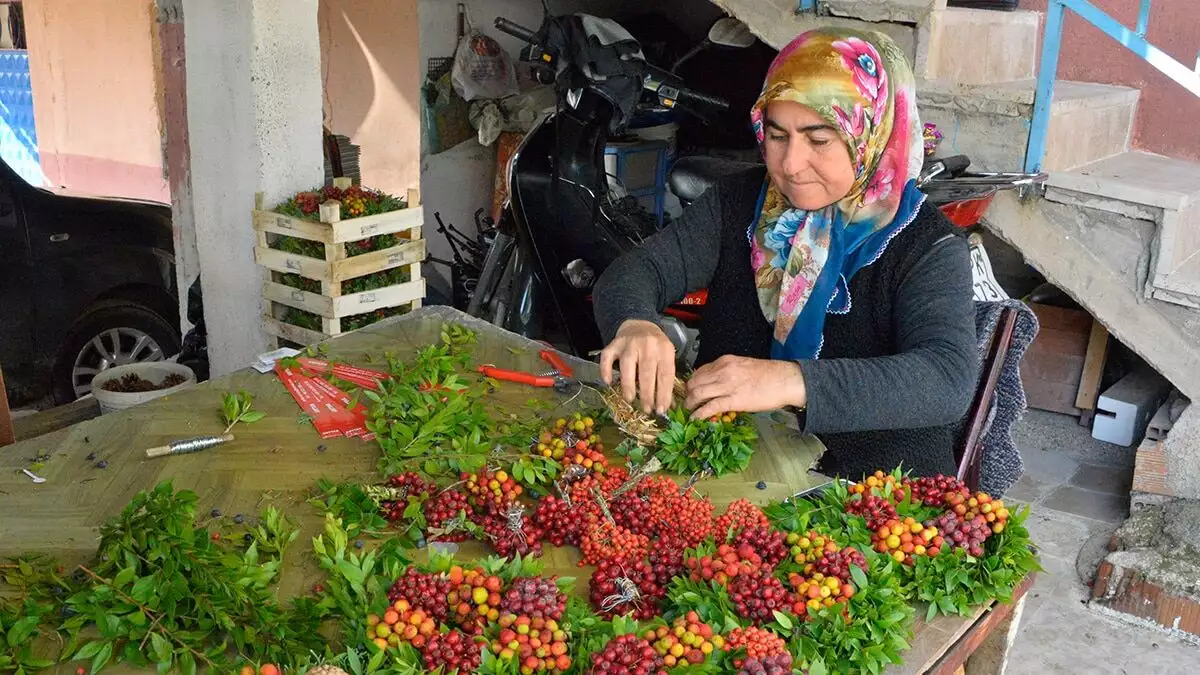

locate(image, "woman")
[[593, 28, 977, 479]]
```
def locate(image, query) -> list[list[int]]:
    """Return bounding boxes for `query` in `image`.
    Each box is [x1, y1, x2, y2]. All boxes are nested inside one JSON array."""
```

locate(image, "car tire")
[[52, 301, 182, 404]]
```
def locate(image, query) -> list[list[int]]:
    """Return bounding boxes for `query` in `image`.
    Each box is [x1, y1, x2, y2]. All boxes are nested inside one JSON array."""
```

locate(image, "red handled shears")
[[477, 349, 590, 391]]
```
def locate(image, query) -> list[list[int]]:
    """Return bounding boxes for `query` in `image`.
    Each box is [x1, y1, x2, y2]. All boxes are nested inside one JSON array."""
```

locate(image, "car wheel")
[[52, 301, 182, 404]]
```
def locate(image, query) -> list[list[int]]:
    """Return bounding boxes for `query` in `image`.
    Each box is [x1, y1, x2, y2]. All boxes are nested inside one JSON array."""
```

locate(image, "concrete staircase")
[[710, 0, 1200, 399]]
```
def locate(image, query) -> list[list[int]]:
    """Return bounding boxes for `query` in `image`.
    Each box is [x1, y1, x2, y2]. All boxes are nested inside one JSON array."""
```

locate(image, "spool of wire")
[[145, 434, 235, 459]]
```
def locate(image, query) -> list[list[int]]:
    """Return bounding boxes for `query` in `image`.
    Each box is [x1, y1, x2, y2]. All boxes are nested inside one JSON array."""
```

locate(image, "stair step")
[[920, 80, 1138, 171], [923, 8, 1040, 84], [1046, 151, 1200, 211], [1046, 151, 1200, 309]]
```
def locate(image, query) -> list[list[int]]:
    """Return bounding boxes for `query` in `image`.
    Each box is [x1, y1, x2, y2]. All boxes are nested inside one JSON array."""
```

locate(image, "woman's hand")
[[599, 319, 676, 414], [685, 355, 807, 420]]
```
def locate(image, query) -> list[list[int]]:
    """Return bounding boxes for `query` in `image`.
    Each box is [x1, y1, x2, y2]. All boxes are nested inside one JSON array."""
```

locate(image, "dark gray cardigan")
[[593, 169, 978, 479]]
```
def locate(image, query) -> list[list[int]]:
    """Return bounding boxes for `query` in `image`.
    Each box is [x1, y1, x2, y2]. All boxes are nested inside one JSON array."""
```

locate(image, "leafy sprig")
[[654, 407, 757, 477], [221, 390, 266, 434]]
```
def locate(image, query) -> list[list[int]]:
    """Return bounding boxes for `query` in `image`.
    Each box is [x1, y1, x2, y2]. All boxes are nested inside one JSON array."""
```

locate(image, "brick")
[[1132, 440, 1174, 497], [1091, 560, 1200, 638]]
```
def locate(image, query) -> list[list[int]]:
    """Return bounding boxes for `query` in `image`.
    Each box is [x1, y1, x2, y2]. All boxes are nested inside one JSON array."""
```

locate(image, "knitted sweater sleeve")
[[799, 234, 978, 434], [592, 186, 725, 343]]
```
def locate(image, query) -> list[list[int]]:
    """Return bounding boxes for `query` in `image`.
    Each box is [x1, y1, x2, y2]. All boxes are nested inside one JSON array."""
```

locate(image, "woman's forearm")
[[593, 188, 725, 343]]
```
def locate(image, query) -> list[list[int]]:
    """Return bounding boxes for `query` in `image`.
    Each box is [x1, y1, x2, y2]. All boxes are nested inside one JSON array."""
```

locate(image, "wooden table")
[[0, 306, 1029, 674]]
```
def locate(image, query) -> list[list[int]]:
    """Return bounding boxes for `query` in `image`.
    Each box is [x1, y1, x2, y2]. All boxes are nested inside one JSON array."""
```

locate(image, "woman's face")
[[762, 100, 856, 210]]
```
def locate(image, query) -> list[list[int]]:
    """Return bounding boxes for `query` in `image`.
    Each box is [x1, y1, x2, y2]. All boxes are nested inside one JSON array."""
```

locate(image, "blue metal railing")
[[1025, 0, 1200, 173]]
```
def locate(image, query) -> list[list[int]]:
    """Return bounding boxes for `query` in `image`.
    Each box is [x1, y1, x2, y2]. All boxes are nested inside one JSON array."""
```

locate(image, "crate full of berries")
[[252, 179, 425, 346]]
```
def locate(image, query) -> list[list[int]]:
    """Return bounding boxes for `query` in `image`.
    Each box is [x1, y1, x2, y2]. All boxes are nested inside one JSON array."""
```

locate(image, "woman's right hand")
[[598, 319, 676, 414]]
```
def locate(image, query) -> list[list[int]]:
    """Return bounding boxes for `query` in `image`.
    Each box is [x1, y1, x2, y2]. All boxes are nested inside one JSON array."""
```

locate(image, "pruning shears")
[[477, 349, 602, 393]]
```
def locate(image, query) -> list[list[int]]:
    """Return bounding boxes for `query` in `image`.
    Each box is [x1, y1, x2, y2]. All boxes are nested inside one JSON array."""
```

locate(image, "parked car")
[[0, 158, 179, 406]]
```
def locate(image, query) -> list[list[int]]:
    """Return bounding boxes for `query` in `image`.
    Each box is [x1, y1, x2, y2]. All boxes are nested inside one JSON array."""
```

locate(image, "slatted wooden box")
[[253, 183, 426, 346]]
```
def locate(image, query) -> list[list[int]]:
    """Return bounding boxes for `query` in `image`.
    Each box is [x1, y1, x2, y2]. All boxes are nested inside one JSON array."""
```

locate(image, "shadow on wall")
[[319, 0, 421, 196]]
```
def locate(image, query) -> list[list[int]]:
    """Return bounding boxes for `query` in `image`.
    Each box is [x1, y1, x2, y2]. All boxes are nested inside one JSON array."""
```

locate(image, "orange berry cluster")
[[706, 410, 740, 424], [491, 614, 572, 673], [788, 571, 854, 619], [945, 491, 1010, 534], [643, 612, 725, 668], [535, 414, 608, 475], [714, 499, 771, 537], [848, 470, 910, 500], [446, 566, 505, 626], [723, 626, 789, 669], [366, 598, 437, 651], [579, 519, 650, 567], [871, 517, 943, 564]]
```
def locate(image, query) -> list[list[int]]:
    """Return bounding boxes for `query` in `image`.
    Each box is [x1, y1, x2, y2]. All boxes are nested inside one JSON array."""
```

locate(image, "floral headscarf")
[[748, 28, 925, 360]]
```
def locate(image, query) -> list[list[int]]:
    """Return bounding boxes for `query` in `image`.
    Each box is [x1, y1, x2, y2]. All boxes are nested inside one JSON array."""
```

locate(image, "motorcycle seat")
[[669, 156, 762, 204]]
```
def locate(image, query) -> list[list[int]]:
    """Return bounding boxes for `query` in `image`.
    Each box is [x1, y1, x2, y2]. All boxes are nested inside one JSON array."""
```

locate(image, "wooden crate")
[[253, 183, 426, 346]]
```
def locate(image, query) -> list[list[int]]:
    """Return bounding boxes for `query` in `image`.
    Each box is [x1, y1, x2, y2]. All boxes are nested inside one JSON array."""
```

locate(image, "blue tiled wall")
[[0, 50, 43, 186]]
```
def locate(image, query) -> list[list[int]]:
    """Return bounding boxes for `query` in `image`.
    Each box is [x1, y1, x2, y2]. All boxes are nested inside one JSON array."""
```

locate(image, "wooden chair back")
[[0, 363, 14, 447], [956, 307, 1019, 492]]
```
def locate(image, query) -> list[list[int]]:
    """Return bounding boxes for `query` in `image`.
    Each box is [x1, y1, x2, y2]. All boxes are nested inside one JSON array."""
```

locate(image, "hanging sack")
[[451, 29, 519, 101]]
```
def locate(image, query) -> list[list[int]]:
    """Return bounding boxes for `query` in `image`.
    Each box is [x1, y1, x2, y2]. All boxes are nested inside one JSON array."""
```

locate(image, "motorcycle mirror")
[[707, 18, 754, 49]]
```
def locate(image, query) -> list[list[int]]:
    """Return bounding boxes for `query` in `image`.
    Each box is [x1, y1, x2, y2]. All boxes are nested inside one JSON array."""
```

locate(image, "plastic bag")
[[451, 30, 518, 102]]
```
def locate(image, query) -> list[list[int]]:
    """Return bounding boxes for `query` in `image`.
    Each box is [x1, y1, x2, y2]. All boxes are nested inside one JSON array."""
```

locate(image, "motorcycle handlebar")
[[494, 17, 537, 43], [642, 64, 729, 114]]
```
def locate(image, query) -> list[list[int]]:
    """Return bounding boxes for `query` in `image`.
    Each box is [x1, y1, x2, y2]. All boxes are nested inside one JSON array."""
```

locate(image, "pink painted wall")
[[23, 0, 168, 202], [1025, 0, 1200, 162], [319, 0, 421, 195]]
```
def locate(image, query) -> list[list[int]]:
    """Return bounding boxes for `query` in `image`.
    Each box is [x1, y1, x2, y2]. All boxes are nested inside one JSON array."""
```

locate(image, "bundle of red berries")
[[903, 474, 970, 506], [421, 629, 482, 673], [579, 519, 649, 567], [588, 558, 663, 620], [737, 653, 794, 675], [732, 526, 790, 567], [532, 495, 581, 547], [422, 488, 473, 542], [684, 543, 765, 585], [386, 472, 437, 499], [647, 531, 690, 581], [714, 499, 771, 538], [588, 634, 666, 675], [813, 546, 868, 582], [463, 468, 523, 516], [788, 571, 855, 618], [871, 517, 943, 564], [844, 494, 899, 530], [386, 567, 452, 623], [944, 491, 1010, 534], [610, 491, 661, 538], [643, 612, 724, 667], [491, 615, 572, 673], [729, 572, 790, 623], [500, 576, 567, 621], [927, 511, 991, 557], [481, 510, 544, 559], [723, 627, 790, 671]]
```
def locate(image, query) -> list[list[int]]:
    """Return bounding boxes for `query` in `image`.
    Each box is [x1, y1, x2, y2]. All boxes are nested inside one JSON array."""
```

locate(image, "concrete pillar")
[[180, 0, 324, 376]]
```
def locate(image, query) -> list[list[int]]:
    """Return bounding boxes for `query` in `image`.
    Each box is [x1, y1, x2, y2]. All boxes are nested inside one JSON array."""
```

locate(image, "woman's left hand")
[[685, 355, 807, 420]]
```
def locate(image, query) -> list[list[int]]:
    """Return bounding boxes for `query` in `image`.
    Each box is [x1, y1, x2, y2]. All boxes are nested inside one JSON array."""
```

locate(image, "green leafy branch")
[[221, 390, 266, 434]]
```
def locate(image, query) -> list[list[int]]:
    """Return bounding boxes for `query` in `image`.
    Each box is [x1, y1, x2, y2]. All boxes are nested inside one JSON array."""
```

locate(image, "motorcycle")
[[469, 9, 1046, 366], [467, 11, 738, 359]]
